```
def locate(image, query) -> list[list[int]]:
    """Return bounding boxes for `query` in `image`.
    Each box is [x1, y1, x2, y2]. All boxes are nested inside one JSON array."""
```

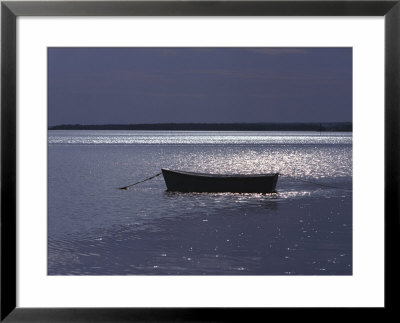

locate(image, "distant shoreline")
[[49, 122, 352, 132]]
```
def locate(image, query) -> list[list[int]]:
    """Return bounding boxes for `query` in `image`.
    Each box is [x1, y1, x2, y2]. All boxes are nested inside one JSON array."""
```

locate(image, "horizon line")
[[50, 121, 352, 126]]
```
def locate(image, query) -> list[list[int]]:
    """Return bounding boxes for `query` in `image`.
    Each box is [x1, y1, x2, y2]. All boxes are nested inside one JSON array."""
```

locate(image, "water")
[[48, 130, 352, 275]]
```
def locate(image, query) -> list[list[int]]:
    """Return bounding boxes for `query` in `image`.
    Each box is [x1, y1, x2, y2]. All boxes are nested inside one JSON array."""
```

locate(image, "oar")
[[118, 172, 162, 190]]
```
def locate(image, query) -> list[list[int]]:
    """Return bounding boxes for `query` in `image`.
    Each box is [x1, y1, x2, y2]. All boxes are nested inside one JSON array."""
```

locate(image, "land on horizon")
[[49, 122, 352, 132]]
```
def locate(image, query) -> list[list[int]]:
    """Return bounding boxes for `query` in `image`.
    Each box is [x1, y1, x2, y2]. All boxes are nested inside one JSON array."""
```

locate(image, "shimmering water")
[[48, 130, 352, 275]]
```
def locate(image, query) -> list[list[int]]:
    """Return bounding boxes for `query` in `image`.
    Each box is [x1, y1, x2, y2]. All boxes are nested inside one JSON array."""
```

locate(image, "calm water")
[[48, 131, 352, 275]]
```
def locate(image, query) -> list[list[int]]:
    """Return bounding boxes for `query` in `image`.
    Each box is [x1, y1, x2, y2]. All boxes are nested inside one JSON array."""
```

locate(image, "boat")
[[161, 169, 279, 193]]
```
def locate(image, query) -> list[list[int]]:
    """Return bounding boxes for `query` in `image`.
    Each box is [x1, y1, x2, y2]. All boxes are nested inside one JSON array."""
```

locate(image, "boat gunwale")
[[161, 168, 279, 178]]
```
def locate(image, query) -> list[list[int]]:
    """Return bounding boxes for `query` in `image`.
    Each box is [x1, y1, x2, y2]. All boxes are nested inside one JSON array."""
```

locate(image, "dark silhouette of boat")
[[161, 169, 279, 193]]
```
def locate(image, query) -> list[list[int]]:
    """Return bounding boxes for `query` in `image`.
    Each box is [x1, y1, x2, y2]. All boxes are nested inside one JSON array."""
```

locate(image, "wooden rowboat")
[[161, 169, 279, 193]]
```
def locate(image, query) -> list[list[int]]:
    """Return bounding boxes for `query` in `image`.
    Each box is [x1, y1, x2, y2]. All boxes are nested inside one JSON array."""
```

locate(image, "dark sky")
[[48, 47, 352, 126]]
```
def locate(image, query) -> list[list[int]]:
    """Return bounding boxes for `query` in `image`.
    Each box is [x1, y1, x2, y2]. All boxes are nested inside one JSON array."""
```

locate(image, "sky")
[[48, 47, 352, 126]]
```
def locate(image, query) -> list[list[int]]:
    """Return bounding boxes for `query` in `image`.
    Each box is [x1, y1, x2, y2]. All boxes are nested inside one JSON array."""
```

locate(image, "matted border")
[[1, 1, 399, 321]]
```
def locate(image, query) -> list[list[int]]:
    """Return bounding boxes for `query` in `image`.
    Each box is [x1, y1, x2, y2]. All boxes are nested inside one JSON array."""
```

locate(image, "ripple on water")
[[48, 131, 352, 275]]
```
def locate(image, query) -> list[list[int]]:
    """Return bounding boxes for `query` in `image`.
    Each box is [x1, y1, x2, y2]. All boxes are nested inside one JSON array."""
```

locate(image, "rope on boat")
[[278, 173, 352, 191], [118, 172, 162, 190]]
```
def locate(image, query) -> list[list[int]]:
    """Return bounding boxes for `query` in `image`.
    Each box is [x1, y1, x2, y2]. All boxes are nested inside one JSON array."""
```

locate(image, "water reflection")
[[48, 131, 352, 275], [49, 130, 352, 146], [48, 193, 351, 275]]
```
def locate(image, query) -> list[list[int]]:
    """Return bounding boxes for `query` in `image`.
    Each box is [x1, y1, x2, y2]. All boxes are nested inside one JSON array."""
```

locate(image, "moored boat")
[[161, 169, 279, 193]]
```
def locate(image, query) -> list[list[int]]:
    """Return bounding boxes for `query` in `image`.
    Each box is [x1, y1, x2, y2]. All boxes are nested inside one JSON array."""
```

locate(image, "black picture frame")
[[1, 0, 398, 321]]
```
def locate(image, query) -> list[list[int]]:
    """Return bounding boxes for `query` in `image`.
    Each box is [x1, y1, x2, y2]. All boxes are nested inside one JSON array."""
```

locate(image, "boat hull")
[[161, 169, 278, 193]]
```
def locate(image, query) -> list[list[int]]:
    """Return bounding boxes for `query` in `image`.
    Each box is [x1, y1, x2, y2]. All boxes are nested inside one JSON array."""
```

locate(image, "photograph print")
[[48, 47, 352, 275]]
